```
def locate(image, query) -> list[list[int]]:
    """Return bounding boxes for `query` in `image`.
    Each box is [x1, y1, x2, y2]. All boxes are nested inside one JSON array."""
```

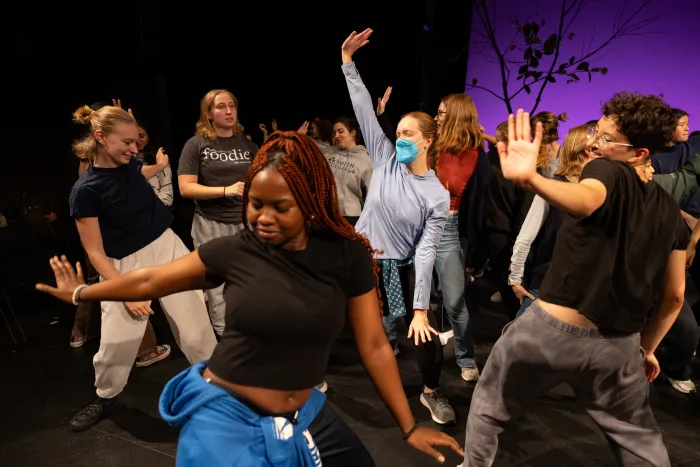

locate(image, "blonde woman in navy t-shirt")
[[178, 89, 258, 336], [65, 105, 217, 432]]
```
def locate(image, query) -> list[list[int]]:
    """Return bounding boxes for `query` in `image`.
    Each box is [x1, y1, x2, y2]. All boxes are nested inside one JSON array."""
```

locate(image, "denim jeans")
[[516, 288, 540, 318], [434, 214, 475, 368]]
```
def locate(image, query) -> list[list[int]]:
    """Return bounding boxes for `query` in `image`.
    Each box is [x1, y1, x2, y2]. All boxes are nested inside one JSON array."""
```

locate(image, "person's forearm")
[[85, 250, 121, 281], [640, 295, 684, 354], [483, 133, 498, 145], [412, 255, 435, 311], [180, 183, 227, 200], [358, 338, 416, 433], [142, 163, 166, 180], [524, 173, 602, 217], [79, 267, 162, 302]]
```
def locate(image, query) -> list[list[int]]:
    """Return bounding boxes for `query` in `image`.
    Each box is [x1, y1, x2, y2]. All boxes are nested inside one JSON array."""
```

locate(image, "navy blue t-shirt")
[[69, 158, 173, 259]]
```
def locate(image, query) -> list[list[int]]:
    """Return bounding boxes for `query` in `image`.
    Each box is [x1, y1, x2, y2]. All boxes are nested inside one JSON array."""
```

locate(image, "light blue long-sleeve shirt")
[[342, 62, 449, 311]]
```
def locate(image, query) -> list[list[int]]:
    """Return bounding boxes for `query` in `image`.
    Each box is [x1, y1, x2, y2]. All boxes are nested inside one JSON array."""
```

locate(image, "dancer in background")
[[341, 29, 457, 426], [37, 131, 464, 466], [64, 104, 216, 432], [463, 96, 685, 467], [136, 123, 173, 208], [430, 93, 487, 382], [178, 89, 258, 336]]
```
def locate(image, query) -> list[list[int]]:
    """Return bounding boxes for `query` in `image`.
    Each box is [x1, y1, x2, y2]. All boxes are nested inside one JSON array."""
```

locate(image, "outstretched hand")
[[407, 426, 464, 464], [377, 86, 392, 115], [36, 255, 85, 304], [497, 109, 542, 185], [342, 28, 372, 63]]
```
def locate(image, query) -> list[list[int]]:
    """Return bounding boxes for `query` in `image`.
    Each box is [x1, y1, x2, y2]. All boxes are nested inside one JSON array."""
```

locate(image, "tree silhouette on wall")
[[467, 0, 658, 114]]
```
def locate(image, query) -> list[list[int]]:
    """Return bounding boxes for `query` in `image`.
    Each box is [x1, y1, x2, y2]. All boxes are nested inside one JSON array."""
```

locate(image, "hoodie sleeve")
[[342, 62, 395, 168], [412, 190, 449, 310]]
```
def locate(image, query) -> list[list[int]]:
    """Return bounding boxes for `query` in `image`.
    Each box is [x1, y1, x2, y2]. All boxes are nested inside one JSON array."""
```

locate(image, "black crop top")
[[199, 229, 376, 390]]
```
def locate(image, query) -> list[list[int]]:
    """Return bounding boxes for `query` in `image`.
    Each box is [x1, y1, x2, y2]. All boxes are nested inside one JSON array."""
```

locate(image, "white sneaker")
[[461, 364, 480, 382], [315, 381, 328, 393], [669, 378, 697, 394]]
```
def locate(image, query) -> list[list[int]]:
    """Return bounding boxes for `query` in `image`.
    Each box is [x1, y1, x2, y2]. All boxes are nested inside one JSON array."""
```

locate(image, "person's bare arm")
[[178, 175, 243, 199], [641, 250, 686, 355], [36, 252, 214, 311], [76, 218, 120, 280], [347, 289, 464, 463]]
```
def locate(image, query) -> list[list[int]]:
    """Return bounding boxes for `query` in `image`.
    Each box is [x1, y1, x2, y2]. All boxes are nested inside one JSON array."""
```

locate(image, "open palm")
[[342, 28, 372, 61], [497, 109, 542, 184]]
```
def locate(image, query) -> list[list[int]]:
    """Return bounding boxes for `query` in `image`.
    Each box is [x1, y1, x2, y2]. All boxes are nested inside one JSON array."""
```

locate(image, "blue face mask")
[[395, 138, 425, 164]]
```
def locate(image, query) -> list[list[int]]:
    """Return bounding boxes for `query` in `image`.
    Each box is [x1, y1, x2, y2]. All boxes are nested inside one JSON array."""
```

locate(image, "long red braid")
[[242, 130, 382, 305]]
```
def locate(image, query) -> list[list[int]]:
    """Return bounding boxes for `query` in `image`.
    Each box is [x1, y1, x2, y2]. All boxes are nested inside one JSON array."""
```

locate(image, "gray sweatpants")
[[191, 213, 244, 336], [464, 300, 670, 467]]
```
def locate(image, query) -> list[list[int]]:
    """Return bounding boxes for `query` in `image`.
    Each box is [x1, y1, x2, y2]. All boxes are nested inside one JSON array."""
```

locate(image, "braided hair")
[[242, 130, 381, 303]]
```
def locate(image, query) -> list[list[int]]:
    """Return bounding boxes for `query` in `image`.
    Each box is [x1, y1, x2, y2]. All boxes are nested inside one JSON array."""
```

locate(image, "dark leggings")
[[207, 379, 375, 466], [378, 261, 443, 390]]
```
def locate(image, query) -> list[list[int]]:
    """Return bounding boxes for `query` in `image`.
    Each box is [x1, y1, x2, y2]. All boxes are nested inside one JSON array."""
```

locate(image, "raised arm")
[[142, 147, 169, 180], [498, 110, 607, 217], [341, 29, 395, 167], [509, 195, 549, 288]]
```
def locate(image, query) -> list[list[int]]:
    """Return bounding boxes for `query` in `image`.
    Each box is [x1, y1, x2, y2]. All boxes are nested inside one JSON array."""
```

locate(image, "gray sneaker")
[[420, 391, 456, 425]]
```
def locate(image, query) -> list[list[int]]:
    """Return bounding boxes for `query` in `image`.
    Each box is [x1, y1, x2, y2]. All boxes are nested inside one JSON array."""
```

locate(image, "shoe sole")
[[669, 379, 697, 394], [420, 394, 455, 425], [70, 339, 86, 348], [462, 373, 480, 382], [316, 381, 328, 393], [135, 346, 171, 368]]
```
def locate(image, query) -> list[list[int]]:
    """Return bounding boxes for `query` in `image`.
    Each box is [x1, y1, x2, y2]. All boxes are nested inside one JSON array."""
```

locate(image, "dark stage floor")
[[1, 279, 699, 467]]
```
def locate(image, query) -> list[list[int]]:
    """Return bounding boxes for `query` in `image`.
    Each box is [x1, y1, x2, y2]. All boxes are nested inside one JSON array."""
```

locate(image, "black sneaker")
[[70, 397, 118, 432]]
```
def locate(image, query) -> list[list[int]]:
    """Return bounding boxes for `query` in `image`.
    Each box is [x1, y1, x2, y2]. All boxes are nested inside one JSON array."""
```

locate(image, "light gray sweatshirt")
[[320, 143, 373, 217]]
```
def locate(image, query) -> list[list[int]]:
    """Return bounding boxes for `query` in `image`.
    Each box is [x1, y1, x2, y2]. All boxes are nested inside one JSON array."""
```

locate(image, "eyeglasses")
[[587, 127, 633, 148]]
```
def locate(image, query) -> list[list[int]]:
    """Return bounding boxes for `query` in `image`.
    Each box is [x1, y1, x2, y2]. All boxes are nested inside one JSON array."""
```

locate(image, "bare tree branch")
[[465, 83, 507, 102], [530, 0, 568, 114]]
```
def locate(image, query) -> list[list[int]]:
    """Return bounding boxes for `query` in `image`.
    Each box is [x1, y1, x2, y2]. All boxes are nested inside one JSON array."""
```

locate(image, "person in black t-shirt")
[[462, 95, 686, 467], [37, 131, 464, 466], [178, 89, 258, 336], [61, 104, 217, 433]]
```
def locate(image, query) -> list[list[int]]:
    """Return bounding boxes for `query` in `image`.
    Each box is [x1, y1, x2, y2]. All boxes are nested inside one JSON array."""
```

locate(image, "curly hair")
[[601, 92, 676, 154], [242, 130, 382, 305]]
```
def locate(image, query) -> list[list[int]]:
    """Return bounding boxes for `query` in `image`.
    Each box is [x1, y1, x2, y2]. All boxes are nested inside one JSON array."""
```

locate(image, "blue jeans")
[[516, 288, 540, 318], [434, 214, 475, 368]]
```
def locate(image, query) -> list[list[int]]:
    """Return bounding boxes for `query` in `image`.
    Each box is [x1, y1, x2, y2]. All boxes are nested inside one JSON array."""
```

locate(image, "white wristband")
[[72, 284, 88, 305]]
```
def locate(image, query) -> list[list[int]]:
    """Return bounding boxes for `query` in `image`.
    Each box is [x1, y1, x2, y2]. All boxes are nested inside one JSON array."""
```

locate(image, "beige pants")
[[94, 228, 217, 399]]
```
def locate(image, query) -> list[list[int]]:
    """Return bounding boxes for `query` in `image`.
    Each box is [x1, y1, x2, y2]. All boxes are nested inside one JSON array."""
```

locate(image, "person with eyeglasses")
[[461, 93, 687, 467]]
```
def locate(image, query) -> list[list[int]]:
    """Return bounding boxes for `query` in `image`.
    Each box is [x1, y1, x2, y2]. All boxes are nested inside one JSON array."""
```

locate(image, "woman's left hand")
[[406, 426, 464, 463], [407, 310, 438, 345], [36, 255, 85, 304]]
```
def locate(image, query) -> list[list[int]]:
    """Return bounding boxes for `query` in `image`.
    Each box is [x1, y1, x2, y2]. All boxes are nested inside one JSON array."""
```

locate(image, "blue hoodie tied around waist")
[[159, 361, 325, 467]]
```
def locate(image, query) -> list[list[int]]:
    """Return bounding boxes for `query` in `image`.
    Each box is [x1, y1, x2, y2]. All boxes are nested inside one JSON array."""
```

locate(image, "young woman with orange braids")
[[36, 131, 464, 466]]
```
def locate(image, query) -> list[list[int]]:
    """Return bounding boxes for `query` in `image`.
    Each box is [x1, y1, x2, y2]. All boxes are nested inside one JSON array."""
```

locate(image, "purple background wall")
[[466, 0, 700, 137]]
